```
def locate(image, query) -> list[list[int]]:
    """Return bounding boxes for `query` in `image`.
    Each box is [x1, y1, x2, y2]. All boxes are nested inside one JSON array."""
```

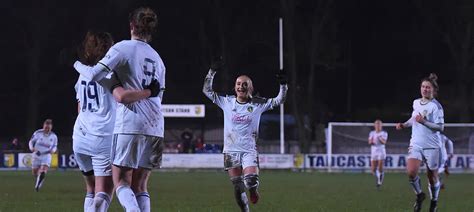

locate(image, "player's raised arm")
[[261, 69, 288, 111], [203, 58, 226, 107], [270, 70, 288, 108], [203, 69, 217, 100]]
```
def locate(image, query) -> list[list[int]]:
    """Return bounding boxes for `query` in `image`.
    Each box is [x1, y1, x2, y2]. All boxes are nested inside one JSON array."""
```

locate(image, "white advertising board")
[[162, 104, 205, 118]]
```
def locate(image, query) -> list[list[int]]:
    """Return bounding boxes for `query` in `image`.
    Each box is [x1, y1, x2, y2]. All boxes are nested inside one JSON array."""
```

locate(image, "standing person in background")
[[368, 119, 388, 189], [29, 119, 58, 192], [73, 7, 165, 212], [181, 129, 193, 153], [73, 30, 156, 212], [396, 73, 444, 212], [203, 58, 288, 212], [437, 134, 454, 189], [7, 137, 23, 152]]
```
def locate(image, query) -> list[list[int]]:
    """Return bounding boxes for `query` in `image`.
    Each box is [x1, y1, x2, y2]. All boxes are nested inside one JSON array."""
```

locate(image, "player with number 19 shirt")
[[73, 7, 165, 212], [73, 30, 165, 145], [73, 30, 159, 212], [73, 73, 118, 172]]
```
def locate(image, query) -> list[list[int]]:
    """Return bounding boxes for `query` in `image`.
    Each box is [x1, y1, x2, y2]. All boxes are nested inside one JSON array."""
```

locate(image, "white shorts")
[[111, 134, 164, 169], [32, 154, 51, 168], [224, 152, 259, 170], [408, 145, 443, 170], [74, 152, 112, 177], [73, 132, 113, 176], [371, 147, 386, 161], [73, 130, 112, 156]]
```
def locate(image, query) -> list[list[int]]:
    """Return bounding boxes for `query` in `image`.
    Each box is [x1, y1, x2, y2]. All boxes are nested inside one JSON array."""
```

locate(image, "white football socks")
[[409, 175, 423, 194], [428, 181, 441, 201], [375, 170, 381, 185], [116, 185, 140, 212], [136, 192, 151, 212], [89, 192, 111, 212], [84, 192, 94, 212]]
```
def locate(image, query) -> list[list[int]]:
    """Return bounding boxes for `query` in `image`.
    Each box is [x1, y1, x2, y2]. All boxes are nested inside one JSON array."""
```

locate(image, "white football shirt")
[[410, 98, 444, 149], [73, 73, 118, 136], [368, 130, 388, 150], [97, 40, 166, 137], [204, 70, 288, 154], [29, 129, 58, 154]]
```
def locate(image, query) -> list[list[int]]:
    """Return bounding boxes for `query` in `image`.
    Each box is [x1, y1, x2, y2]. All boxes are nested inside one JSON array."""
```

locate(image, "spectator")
[[6, 137, 23, 152], [180, 129, 194, 153], [194, 137, 204, 153]]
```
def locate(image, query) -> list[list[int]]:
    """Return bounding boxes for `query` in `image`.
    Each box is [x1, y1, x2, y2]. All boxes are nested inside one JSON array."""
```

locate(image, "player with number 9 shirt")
[[73, 30, 156, 212], [73, 7, 165, 212]]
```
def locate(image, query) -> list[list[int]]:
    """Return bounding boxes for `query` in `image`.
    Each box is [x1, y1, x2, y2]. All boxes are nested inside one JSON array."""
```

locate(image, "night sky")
[[0, 0, 471, 138]]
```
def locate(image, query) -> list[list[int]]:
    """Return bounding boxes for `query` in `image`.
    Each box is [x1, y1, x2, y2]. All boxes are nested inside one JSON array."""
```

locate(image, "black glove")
[[276, 69, 288, 85], [146, 79, 161, 97], [110, 73, 123, 92], [35, 151, 41, 156], [210, 56, 224, 71]]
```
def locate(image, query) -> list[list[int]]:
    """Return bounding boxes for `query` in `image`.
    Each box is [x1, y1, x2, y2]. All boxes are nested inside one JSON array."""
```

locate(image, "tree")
[[9, 0, 82, 136], [281, 0, 346, 152], [414, 0, 474, 122]]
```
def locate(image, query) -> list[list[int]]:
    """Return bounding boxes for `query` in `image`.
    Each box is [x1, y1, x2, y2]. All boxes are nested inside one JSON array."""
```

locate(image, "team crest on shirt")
[[422, 110, 428, 118], [247, 106, 253, 112]]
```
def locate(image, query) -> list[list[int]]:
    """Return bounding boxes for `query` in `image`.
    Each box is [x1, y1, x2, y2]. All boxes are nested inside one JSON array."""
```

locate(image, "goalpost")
[[326, 122, 474, 172]]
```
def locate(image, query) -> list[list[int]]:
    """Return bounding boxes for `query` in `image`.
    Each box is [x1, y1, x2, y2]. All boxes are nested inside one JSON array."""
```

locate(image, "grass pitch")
[[0, 170, 472, 211]]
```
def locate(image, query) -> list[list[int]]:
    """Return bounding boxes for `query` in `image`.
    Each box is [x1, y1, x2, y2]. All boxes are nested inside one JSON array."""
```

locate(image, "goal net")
[[326, 122, 474, 172]]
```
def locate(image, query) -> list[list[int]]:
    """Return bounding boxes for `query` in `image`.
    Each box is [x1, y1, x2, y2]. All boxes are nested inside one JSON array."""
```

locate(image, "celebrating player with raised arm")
[[73, 7, 165, 212], [203, 59, 288, 212], [368, 119, 388, 189], [396, 73, 444, 212], [73, 31, 157, 212], [29, 119, 58, 192]]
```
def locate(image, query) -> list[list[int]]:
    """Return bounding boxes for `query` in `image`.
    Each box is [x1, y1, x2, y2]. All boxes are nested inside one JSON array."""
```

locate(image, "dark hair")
[[129, 7, 157, 40], [421, 73, 439, 93], [79, 31, 114, 66], [44, 119, 53, 125]]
